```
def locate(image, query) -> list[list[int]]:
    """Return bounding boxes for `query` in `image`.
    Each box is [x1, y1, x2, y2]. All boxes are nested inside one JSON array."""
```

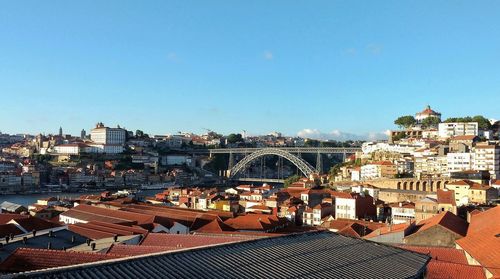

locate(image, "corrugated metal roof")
[[10, 231, 430, 279]]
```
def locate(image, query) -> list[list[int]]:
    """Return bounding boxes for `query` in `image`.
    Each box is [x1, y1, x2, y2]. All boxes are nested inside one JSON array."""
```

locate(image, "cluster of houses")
[[0, 175, 498, 278], [337, 106, 500, 182]]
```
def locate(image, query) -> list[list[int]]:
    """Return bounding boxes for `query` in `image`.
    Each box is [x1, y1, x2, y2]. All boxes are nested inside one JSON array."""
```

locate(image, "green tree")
[[421, 117, 440, 128], [394, 115, 416, 129], [226, 133, 243, 144], [284, 175, 301, 188], [135, 130, 144, 138], [445, 115, 490, 130], [472, 115, 491, 130], [304, 139, 320, 147]]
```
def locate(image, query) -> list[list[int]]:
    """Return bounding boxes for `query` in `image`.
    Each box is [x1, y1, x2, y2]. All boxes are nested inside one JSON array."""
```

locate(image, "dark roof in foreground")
[[5, 231, 430, 279]]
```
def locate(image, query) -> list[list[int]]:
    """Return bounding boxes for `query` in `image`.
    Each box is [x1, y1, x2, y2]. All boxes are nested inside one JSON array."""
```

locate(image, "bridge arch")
[[229, 148, 316, 179]]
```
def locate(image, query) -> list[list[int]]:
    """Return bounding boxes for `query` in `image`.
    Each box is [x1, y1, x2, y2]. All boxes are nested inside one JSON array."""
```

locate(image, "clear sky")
[[1, 1, 500, 140]]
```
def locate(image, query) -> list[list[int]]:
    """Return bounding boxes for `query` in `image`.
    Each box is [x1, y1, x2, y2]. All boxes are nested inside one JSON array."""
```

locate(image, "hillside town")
[[0, 106, 498, 278]]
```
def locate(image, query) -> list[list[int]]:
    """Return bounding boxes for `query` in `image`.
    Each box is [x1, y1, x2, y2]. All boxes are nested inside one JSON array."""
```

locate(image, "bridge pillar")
[[228, 151, 235, 169], [316, 152, 323, 174]]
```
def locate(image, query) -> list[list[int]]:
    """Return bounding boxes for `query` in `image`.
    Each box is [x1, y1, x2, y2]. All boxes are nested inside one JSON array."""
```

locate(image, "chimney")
[[47, 242, 52, 250], [32, 230, 37, 237], [91, 243, 96, 251], [113, 235, 118, 242], [22, 237, 27, 244]]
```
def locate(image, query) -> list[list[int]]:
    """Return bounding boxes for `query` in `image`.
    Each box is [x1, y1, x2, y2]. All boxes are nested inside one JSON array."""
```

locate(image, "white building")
[[438, 122, 479, 139], [53, 143, 87, 155], [390, 202, 415, 224], [90, 123, 127, 145], [414, 155, 448, 178], [447, 152, 473, 173], [362, 141, 425, 155], [86, 143, 124, 154], [473, 144, 500, 179], [415, 105, 441, 124], [351, 184, 379, 201], [335, 194, 356, 220], [360, 161, 397, 180]]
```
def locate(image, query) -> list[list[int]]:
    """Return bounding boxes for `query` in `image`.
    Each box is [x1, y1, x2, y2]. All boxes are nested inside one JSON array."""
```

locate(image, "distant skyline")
[[1, 1, 500, 140]]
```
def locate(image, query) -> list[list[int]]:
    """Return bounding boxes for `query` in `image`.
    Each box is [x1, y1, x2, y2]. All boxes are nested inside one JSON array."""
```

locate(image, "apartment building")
[[472, 143, 500, 179], [438, 122, 478, 139]]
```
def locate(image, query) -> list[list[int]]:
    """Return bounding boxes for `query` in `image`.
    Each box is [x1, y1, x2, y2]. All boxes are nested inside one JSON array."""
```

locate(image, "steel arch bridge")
[[229, 148, 316, 179]]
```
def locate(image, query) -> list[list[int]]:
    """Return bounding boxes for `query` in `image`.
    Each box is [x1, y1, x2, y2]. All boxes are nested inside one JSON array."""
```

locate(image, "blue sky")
[[1, 1, 500, 139]]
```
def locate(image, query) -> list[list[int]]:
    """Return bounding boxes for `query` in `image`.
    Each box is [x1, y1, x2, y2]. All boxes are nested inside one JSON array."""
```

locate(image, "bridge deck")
[[209, 147, 361, 154]]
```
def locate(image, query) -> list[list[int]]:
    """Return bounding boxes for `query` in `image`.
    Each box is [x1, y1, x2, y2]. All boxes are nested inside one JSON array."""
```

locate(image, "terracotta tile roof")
[[416, 211, 468, 237], [60, 209, 135, 225], [450, 135, 478, 141], [68, 221, 148, 240], [426, 261, 486, 279], [330, 191, 353, 199], [63, 204, 155, 225], [470, 184, 492, 190], [223, 214, 288, 231], [195, 217, 236, 233], [68, 224, 118, 240], [140, 233, 244, 249], [107, 244, 175, 256], [364, 223, 412, 239], [11, 217, 59, 232], [371, 161, 394, 166], [0, 213, 29, 225], [398, 245, 468, 264], [448, 180, 475, 187], [456, 206, 500, 277], [0, 224, 24, 238], [325, 219, 386, 238], [248, 205, 271, 211], [0, 248, 123, 273], [437, 189, 456, 205]]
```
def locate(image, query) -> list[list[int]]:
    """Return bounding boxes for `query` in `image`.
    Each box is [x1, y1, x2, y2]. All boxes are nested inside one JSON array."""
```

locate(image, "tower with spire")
[[59, 126, 63, 137]]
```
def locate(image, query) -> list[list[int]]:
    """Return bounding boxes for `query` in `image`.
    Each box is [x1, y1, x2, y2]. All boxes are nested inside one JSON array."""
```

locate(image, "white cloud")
[[297, 128, 388, 141], [263, 50, 273, 60]]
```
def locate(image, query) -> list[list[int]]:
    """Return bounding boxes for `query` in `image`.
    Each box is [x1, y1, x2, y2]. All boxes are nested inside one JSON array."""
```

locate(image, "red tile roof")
[[11, 217, 59, 232], [437, 189, 456, 205], [364, 223, 412, 239], [416, 211, 468, 237], [448, 180, 475, 187], [195, 218, 235, 233], [450, 135, 478, 141], [398, 245, 468, 265], [0, 248, 123, 273], [140, 233, 244, 249], [223, 214, 288, 231], [456, 206, 500, 277], [0, 224, 24, 238], [107, 244, 174, 257], [69, 221, 148, 240], [426, 261, 486, 279], [0, 213, 29, 225]]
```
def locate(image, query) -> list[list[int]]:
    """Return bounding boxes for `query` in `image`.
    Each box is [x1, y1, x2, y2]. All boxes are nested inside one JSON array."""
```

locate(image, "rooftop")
[[456, 206, 500, 277], [10, 231, 430, 279], [414, 211, 468, 237], [0, 248, 122, 273]]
